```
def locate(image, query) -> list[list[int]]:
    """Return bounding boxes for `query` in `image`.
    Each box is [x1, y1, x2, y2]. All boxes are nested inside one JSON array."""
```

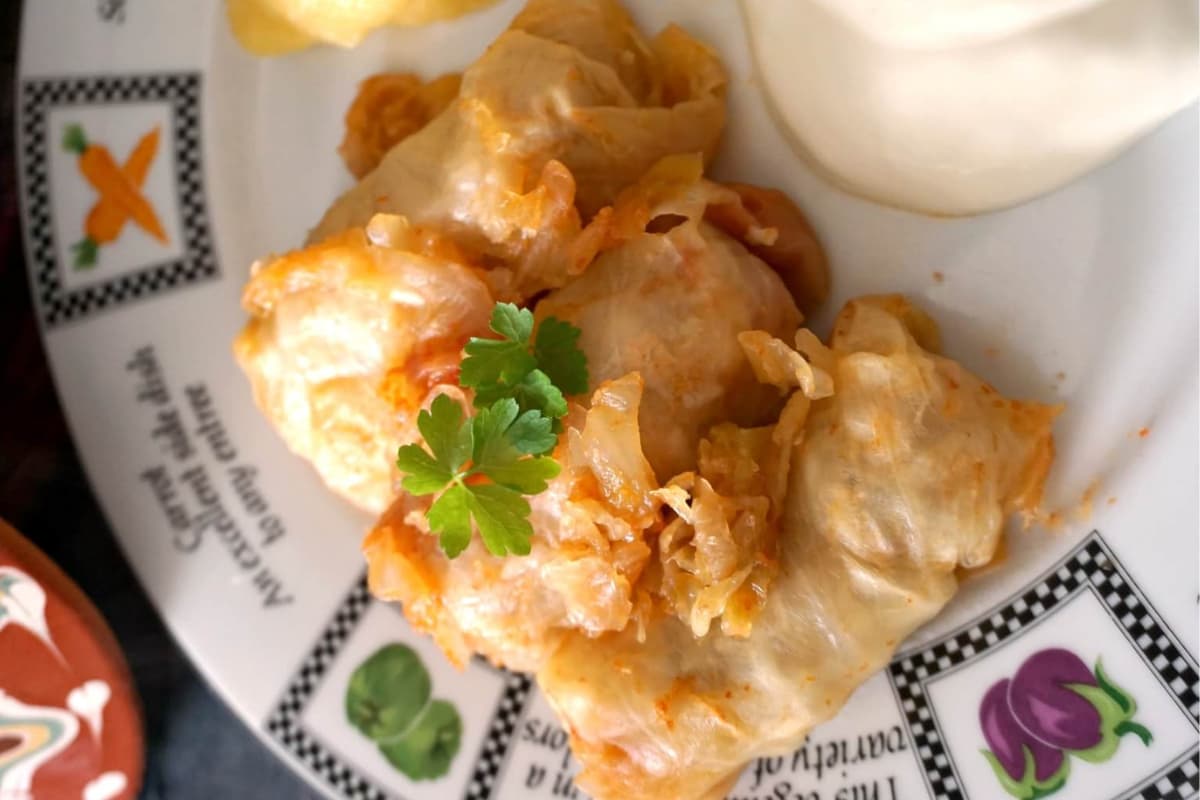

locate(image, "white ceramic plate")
[[15, 2, 1199, 798]]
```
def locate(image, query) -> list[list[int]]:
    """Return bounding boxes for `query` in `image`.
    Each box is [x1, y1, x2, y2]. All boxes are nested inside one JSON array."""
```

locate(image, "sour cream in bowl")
[[742, 0, 1199, 215]]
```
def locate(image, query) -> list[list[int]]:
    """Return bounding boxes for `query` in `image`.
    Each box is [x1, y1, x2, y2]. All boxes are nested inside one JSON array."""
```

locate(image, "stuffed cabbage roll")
[[364, 374, 662, 671], [238, 153, 822, 515], [339, 71, 462, 179], [234, 216, 494, 512], [538, 296, 1059, 800], [234, 0, 822, 516], [311, 0, 727, 298], [361, 161, 820, 667], [537, 156, 806, 480]]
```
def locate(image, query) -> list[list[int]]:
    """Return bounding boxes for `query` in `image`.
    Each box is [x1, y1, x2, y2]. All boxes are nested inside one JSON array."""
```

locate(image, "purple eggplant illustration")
[[981, 647, 1153, 799], [1009, 648, 1152, 762], [981, 678, 1070, 799]]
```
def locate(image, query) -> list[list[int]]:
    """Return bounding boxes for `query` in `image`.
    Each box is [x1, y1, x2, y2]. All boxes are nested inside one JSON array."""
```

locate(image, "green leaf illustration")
[[345, 644, 431, 743], [1094, 659, 1133, 714], [72, 238, 99, 269], [982, 748, 1036, 800], [982, 747, 1069, 800], [1114, 719, 1153, 746], [378, 699, 462, 781]]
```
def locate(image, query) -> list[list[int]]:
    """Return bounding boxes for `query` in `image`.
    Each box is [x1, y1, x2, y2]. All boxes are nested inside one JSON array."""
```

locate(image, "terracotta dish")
[[0, 518, 143, 800]]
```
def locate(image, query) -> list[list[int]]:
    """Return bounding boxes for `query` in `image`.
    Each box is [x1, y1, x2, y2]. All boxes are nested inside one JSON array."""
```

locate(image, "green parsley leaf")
[[417, 394, 472, 472], [505, 409, 557, 455], [471, 398, 520, 467], [471, 402, 557, 469], [468, 400, 560, 491], [394, 302, 590, 560], [534, 317, 589, 396], [466, 484, 533, 556], [428, 485, 472, 558], [510, 369, 568, 424], [480, 456, 560, 495], [459, 304, 587, 421], [460, 338, 536, 392], [460, 303, 537, 392], [488, 302, 534, 343], [395, 445, 452, 496]]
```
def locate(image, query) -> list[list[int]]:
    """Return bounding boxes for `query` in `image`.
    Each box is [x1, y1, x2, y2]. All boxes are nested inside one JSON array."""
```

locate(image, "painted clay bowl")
[[0, 518, 142, 800]]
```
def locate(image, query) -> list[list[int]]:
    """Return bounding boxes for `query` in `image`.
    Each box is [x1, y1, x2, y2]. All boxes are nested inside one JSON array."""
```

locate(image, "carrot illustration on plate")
[[62, 123, 168, 268]]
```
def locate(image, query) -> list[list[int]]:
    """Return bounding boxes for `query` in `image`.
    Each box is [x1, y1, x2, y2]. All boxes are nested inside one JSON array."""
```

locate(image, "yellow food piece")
[[226, 0, 316, 55], [227, 0, 500, 55]]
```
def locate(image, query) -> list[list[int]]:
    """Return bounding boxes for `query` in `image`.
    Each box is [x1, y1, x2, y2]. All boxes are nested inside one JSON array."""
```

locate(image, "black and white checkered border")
[[264, 572, 535, 800], [463, 671, 534, 800], [265, 574, 379, 799], [888, 530, 1200, 800], [1118, 746, 1199, 800], [18, 72, 217, 328]]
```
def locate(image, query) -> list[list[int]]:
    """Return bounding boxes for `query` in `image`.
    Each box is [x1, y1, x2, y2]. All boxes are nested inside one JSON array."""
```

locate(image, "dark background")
[[0, 2, 321, 797]]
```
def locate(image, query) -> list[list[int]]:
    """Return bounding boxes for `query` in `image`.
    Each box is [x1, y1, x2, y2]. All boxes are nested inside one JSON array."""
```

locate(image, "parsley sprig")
[[395, 304, 589, 558], [461, 303, 588, 427]]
